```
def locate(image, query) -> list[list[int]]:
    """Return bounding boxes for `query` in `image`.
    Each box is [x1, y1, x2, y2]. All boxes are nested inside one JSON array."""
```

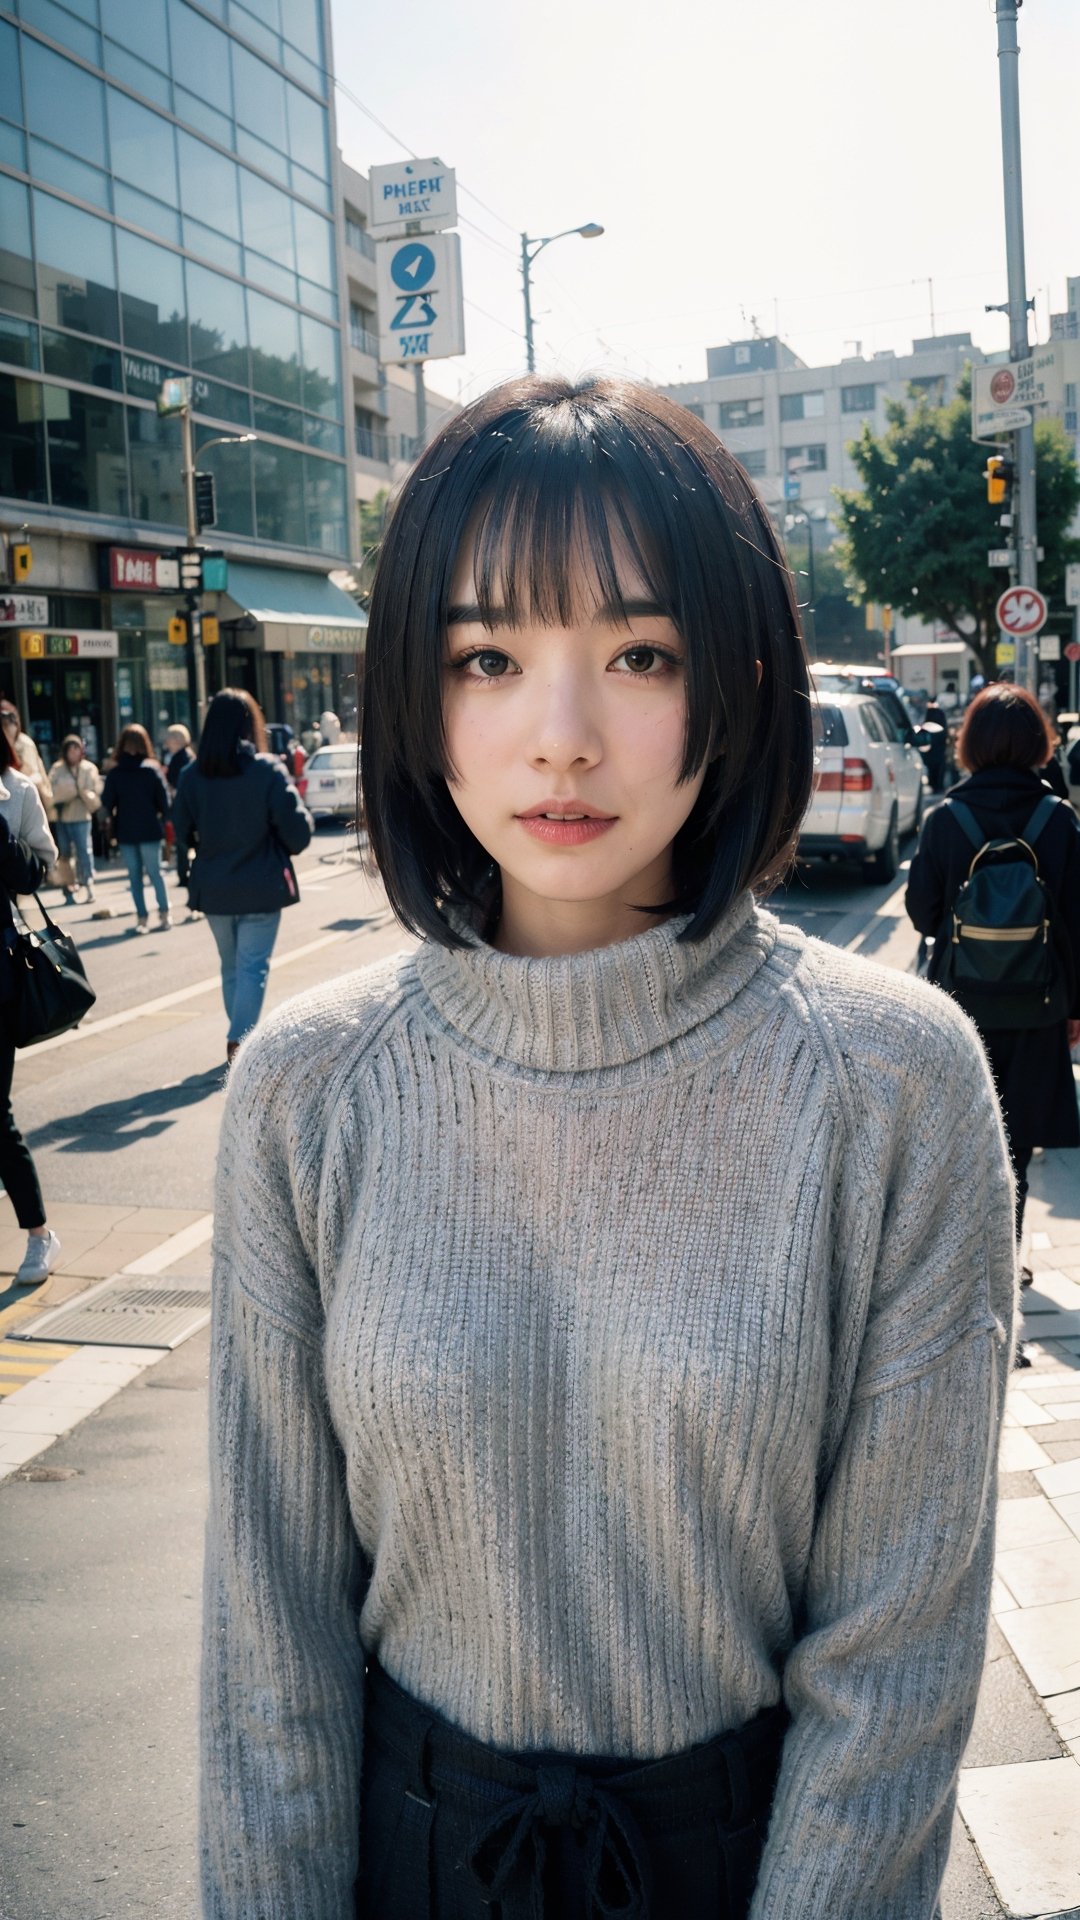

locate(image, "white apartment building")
[[340, 158, 457, 512], [664, 332, 984, 540]]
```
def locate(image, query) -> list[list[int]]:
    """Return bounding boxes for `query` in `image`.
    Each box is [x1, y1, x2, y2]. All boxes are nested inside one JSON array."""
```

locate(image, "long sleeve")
[[904, 812, 948, 938], [267, 762, 314, 854], [200, 1043, 368, 1919], [14, 780, 58, 870], [749, 1017, 1016, 1920], [0, 811, 47, 895]]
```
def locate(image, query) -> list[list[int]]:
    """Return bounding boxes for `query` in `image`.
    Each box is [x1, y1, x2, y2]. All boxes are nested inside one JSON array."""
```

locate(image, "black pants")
[[357, 1661, 787, 1920], [1010, 1142, 1033, 1243], [0, 1023, 45, 1229]]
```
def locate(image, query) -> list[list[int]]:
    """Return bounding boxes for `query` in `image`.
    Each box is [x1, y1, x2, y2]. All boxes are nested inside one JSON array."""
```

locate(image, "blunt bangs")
[[361, 374, 813, 948]]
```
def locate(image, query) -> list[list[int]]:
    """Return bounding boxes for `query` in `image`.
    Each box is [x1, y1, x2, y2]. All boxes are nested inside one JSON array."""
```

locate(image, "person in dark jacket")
[[101, 724, 171, 934], [906, 683, 1080, 1261], [0, 726, 63, 1286], [172, 689, 313, 1064], [162, 723, 198, 905]]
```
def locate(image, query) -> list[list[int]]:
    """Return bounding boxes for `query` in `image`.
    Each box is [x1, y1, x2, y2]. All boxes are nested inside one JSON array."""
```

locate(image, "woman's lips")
[[515, 816, 618, 846]]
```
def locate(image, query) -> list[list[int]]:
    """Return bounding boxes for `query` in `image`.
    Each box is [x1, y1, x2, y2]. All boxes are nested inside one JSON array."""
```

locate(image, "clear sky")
[[330, 0, 1078, 405]]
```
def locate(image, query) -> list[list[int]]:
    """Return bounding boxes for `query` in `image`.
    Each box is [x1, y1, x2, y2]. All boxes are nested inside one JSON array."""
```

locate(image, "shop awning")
[[217, 563, 368, 653]]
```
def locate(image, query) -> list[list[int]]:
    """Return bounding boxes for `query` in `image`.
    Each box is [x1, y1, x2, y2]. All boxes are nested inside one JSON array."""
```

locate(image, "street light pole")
[[995, 0, 1039, 693], [520, 222, 604, 373], [177, 400, 208, 723]]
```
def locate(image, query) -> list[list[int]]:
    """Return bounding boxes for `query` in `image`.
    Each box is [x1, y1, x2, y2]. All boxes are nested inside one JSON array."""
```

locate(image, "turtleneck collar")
[[413, 890, 777, 1074]]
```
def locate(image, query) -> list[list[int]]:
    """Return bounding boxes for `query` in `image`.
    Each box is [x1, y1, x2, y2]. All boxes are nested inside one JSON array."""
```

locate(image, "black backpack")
[[937, 794, 1072, 1029]]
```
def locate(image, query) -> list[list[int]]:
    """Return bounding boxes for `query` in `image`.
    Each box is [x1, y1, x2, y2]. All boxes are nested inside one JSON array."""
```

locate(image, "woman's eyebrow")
[[446, 602, 511, 627]]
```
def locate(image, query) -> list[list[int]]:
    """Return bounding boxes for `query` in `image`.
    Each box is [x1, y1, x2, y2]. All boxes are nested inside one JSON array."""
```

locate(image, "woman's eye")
[[455, 649, 516, 679], [616, 646, 678, 676]]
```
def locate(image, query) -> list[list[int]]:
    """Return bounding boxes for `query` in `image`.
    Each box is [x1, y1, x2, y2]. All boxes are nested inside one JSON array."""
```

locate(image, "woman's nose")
[[526, 668, 602, 771]]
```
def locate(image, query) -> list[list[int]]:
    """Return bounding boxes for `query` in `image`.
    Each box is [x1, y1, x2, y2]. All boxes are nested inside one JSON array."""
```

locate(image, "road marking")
[[122, 1214, 213, 1275], [24, 930, 351, 1057]]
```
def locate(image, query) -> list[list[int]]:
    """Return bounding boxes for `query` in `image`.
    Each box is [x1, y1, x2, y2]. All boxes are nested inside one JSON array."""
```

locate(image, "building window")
[[46, 385, 129, 517], [785, 445, 827, 472], [116, 229, 188, 365], [682, 401, 705, 420], [0, 371, 48, 503], [841, 383, 876, 413], [734, 345, 751, 365], [0, 175, 35, 320], [910, 375, 945, 405], [34, 191, 120, 342], [345, 206, 376, 260], [718, 396, 763, 430], [739, 447, 767, 476], [779, 390, 825, 422], [349, 304, 378, 356]]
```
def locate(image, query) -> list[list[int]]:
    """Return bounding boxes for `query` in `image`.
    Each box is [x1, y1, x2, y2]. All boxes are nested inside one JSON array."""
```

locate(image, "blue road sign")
[[390, 242, 437, 293]]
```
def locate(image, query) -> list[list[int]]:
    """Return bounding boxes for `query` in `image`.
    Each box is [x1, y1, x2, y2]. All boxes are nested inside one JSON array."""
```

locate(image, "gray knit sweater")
[[200, 892, 1016, 1919]]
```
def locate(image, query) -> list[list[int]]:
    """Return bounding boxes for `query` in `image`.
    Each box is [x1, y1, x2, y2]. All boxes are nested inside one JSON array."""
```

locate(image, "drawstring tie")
[[466, 1761, 651, 1917]]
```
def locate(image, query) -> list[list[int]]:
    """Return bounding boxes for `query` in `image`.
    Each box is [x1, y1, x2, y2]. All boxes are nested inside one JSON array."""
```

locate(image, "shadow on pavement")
[[24, 1068, 224, 1153]]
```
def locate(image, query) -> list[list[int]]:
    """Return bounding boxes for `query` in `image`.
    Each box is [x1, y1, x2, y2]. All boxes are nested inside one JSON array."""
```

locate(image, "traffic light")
[[202, 613, 220, 647], [985, 456, 1015, 506], [12, 542, 31, 582], [194, 471, 216, 531], [167, 615, 187, 646]]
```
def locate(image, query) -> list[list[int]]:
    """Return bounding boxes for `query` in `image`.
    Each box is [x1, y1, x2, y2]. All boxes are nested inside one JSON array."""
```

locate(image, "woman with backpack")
[[906, 683, 1080, 1259], [101, 725, 171, 934], [201, 377, 1018, 1920], [171, 690, 312, 1066]]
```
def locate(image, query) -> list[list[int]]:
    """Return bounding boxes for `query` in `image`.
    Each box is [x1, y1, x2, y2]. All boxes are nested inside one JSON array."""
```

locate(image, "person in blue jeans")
[[101, 725, 171, 933], [171, 689, 313, 1065], [48, 735, 103, 904]]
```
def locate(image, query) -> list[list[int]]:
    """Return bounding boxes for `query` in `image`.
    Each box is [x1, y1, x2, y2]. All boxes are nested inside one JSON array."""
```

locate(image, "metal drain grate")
[[12, 1273, 211, 1350]]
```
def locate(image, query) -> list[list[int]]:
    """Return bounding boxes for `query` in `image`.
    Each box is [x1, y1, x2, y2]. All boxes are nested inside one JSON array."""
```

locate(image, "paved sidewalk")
[[953, 1140, 1080, 1919]]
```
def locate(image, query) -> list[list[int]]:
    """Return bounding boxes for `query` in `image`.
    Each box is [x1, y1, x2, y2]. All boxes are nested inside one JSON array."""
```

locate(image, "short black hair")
[[197, 689, 268, 778], [360, 374, 813, 947]]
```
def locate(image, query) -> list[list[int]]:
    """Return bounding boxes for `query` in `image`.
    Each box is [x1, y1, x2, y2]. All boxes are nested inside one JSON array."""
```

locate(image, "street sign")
[[995, 640, 1016, 667], [202, 554, 228, 591], [157, 375, 192, 417], [1065, 640, 1080, 662], [987, 548, 1016, 567], [782, 475, 801, 500], [1066, 563, 1080, 608], [376, 230, 465, 365], [0, 594, 48, 625], [995, 584, 1048, 638], [972, 350, 1061, 438], [369, 159, 457, 236], [1038, 633, 1061, 662], [109, 548, 180, 592]]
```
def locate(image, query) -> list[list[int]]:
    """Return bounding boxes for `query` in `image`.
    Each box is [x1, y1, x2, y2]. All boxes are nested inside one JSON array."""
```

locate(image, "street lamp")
[[520, 223, 604, 372]]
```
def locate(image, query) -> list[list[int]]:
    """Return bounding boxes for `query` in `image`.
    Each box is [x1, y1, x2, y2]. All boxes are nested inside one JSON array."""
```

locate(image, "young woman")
[[0, 724, 62, 1285], [0, 699, 53, 816], [48, 734, 102, 905], [906, 684, 1080, 1255], [201, 378, 1017, 1920], [171, 690, 312, 1065], [101, 724, 171, 934]]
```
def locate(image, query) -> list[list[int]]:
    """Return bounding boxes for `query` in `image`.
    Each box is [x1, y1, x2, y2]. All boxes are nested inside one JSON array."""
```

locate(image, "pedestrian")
[[921, 698, 949, 793], [0, 699, 53, 816], [200, 376, 1017, 1920], [47, 735, 102, 905], [906, 683, 1080, 1272], [171, 689, 312, 1067], [101, 724, 171, 935], [0, 723, 63, 1285], [162, 723, 198, 906]]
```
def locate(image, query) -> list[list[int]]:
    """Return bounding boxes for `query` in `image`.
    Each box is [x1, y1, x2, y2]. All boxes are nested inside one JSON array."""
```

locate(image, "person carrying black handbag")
[[171, 689, 313, 1068], [0, 728, 64, 1287], [906, 684, 1080, 1265]]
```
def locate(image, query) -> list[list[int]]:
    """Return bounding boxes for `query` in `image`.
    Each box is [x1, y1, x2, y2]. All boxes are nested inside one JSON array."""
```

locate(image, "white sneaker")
[[14, 1228, 61, 1286], [131, 918, 149, 936]]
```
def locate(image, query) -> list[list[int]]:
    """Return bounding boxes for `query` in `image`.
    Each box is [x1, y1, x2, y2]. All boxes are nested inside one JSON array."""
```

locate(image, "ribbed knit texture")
[[200, 893, 1016, 1919]]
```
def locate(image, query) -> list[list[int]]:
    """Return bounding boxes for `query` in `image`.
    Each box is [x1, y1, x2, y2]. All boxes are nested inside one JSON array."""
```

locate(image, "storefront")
[[0, 590, 117, 766], [212, 562, 367, 737]]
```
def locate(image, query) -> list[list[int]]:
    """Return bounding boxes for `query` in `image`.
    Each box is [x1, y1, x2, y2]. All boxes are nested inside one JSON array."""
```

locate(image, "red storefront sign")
[[108, 548, 180, 592]]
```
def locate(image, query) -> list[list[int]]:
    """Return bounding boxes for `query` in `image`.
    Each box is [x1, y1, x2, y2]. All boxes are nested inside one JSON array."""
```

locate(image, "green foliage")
[[805, 542, 876, 662], [356, 488, 390, 602], [835, 368, 1080, 677]]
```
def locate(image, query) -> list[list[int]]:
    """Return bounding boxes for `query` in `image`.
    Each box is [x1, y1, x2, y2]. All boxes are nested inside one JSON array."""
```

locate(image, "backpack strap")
[[1021, 793, 1061, 850], [943, 799, 985, 851]]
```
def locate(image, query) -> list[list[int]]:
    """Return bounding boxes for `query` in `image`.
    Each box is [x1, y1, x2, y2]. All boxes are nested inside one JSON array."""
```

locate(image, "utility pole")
[[995, 0, 1039, 692], [412, 364, 428, 453], [520, 223, 604, 373], [178, 399, 208, 725]]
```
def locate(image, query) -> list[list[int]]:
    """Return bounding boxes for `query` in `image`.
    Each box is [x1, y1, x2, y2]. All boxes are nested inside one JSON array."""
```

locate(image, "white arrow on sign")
[[995, 585, 1048, 638]]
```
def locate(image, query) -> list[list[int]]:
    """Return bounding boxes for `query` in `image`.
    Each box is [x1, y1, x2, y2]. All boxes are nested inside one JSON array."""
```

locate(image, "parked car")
[[799, 690, 926, 883], [809, 666, 930, 812], [303, 744, 358, 820]]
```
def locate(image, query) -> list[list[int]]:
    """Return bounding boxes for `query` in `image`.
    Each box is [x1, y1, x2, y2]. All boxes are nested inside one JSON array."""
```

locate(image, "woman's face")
[[442, 530, 707, 954], [65, 741, 83, 765], [1, 709, 19, 740]]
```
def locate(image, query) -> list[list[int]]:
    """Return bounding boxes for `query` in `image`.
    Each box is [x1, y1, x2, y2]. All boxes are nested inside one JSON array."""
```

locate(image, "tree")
[[356, 489, 390, 603], [804, 541, 877, 663], [835, 369, 1080, 680]]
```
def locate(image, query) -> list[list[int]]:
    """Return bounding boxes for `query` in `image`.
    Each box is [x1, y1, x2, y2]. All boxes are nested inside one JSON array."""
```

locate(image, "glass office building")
[[0, 0, 363, 758]]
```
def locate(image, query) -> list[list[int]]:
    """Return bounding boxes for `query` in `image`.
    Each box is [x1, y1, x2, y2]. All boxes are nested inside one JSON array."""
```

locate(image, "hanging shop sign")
[[108, 548, 181, 592], [19, 630, 119, 660]]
